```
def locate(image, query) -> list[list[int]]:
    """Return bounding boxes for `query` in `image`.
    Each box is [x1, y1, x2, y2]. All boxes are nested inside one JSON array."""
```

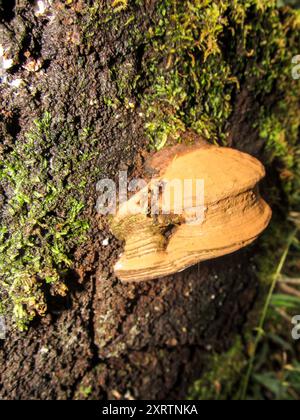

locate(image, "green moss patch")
[[141, 1, 300, 162], [0, 113, 91, 329]]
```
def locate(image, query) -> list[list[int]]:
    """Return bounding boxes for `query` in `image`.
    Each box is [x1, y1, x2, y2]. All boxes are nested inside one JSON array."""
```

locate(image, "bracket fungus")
[[110, 140, 272, 282]]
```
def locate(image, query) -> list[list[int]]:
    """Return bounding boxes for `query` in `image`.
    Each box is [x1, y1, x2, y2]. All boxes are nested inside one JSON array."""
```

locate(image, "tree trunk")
[[0, 0, 299, 400]]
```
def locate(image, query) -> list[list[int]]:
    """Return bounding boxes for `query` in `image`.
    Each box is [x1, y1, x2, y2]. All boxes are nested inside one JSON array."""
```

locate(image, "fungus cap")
[[111, 142, 272, 282]]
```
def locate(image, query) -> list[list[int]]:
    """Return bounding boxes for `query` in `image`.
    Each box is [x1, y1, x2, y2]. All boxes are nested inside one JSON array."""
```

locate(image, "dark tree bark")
[[0, 0, 298, 400]]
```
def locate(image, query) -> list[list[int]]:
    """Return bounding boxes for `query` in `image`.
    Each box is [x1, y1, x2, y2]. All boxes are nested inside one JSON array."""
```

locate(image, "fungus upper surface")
[[111, 142, 272, 282]]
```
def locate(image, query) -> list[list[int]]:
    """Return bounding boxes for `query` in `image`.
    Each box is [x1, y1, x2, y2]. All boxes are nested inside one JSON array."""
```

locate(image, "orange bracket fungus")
[[110, 139, 272, 282]]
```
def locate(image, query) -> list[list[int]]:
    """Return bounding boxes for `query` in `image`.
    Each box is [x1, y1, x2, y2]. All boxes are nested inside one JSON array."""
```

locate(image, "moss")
[[188, 339, 246, 400], [0, 113, 93, 330], [139, 0, 300, 156], [112, 0, 129, 13], [255, 7, 300, 209], [140, 0, 238, 149], [78, 386, 93, 399]]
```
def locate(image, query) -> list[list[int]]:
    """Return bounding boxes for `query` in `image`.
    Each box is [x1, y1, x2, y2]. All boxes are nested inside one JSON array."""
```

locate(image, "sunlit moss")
[[0, 113, 90, 329], [140, 0, 300, 163]]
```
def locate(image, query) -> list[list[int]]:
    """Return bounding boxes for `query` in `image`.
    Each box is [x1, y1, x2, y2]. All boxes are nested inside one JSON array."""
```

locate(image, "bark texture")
[[0, 1, 298, 400]]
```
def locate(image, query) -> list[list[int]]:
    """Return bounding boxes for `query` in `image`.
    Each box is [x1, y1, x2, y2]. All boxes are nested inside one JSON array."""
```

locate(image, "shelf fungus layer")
[[110, 141, 272, 282]]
